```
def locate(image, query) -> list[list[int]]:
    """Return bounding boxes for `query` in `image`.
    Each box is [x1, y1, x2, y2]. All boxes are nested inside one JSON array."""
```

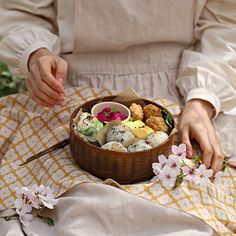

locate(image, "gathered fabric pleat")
[[68, 68, 182, 104]]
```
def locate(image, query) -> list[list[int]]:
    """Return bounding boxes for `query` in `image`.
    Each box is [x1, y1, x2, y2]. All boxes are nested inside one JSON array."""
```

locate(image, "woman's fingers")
[[27, 48, 68, 107], [207, 127, 224, 174], [179, 99, 224, 175], [37, 56, 65, 94], [179, 125, 193, 158], [30, 66, 64, 104], [193, 127, 213, 169], [28, 74, 63, 105], [185, 124, 223, 173], [26, 80, 53, 107], [210, 150, 224, 174], [54, 56, 68, 85]]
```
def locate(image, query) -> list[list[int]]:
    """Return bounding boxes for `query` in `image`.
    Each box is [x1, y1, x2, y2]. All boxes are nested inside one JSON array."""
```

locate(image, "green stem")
[[3, 213, 18, 221], [37, 213, 55, 226]]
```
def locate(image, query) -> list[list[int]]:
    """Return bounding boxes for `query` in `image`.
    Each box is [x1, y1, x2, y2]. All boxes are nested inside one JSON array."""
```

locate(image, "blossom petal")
[[179, 144, 186, 153], [158, 155, 167, 164], [171, 145, 179, 154], [20, 213, 33, 227], [214, 171, 223, 185], [205, 169, 213, 178], [182, 166, 191, 174]]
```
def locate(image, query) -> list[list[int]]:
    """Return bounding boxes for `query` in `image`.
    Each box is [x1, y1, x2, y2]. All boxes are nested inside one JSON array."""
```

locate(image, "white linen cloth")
[[0, 183, 218, 236]]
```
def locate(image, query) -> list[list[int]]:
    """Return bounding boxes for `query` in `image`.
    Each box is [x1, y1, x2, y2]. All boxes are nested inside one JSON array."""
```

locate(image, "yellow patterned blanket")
[[0, 87, 235, 235]]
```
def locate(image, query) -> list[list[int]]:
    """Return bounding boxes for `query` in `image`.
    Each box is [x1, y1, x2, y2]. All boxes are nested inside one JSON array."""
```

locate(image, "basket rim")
[[69, 95, 176, 157]]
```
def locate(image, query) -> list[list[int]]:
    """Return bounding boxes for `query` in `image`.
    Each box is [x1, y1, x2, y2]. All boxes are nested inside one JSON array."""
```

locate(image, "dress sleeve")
[[0, 0, 60, 78], [176, 0, 236, 118]]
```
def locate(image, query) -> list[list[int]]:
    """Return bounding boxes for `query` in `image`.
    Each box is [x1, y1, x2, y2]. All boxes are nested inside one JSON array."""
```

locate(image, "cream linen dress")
[[0, 0, 236, 235]]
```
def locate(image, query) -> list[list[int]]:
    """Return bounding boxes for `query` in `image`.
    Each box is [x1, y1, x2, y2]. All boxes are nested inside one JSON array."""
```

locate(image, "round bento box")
[[69, 96, 176, 184]]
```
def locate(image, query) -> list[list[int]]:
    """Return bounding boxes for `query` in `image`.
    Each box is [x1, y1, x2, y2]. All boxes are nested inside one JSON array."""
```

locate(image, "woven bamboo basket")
[[70, 96, 176, 184]]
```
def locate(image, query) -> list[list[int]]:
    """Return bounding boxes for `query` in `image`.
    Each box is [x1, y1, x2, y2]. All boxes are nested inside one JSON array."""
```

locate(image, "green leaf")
[[173, 172, 185, 189], [193, 154, 202, 167], [161, 109, 174, 134], [0, 61, 25, 97], [37, 214, 55, 226], [0, 62, 9, 73], [4, 216, 12, 221], [3, 213, 18, 221], [43, 217, 54, 226]]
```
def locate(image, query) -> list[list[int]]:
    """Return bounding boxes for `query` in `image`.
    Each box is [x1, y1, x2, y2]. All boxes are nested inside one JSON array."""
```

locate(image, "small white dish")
[[91, 101, 130, 123]]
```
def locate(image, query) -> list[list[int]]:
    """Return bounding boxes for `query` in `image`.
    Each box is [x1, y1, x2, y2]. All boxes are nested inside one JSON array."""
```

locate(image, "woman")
[[0, 1, 236, 235]]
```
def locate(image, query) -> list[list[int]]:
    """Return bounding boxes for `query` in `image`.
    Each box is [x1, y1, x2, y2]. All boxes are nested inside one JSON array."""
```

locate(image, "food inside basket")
[[72, 101, 174, 152]]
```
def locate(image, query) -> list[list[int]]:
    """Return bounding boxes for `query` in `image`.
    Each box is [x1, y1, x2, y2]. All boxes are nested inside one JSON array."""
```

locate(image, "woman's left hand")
[[178, 99, 224, 175]]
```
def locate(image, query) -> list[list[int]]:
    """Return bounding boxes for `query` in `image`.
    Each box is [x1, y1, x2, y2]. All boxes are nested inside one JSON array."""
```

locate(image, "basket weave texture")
[[70, 96, 175, 184]]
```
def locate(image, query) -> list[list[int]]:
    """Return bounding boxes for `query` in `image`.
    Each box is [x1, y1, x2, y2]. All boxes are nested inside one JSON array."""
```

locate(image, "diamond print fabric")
[[0, 87, 236, 235]]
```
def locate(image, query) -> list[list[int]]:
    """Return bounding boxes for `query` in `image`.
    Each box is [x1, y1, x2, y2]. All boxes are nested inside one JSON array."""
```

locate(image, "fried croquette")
[[145, 116, 168, 133]]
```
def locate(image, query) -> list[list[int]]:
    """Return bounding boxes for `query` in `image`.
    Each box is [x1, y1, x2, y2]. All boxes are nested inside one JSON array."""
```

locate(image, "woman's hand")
[[26, 48, 68, 107], [179, 99, 224, 174]]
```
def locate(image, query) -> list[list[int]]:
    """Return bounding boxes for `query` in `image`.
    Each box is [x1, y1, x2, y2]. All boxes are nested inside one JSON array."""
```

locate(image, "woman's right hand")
[[26, 48, 68, 107], [179, 99, 224, 175]]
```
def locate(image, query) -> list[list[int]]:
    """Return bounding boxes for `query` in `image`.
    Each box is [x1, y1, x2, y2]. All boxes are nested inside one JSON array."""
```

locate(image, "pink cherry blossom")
[[20, 213, 34, 227], [36, 185, 58, 209], [151, 143, 218, 190], [171, 144, 186, 159], [15, 199, 33, 227], [182, 166, 199, 185], [15, 186, 30, 195], [158, 165, 177, 189], [195, 164, 213, 185], [15, 186, 40, 208], [152, 155, 168, 175], [167, 154, 181, 175], [38, 193, 58, 209], [15, 186, 40, 209], [13, 185, 58, 226]]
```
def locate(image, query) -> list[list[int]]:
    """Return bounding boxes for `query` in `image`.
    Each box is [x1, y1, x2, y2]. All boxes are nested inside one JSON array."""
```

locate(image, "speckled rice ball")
[[127, 140, 152, 152], [106, 124, 135, 145], [101, 141, 127, 152], [146, 131, 168, 147]]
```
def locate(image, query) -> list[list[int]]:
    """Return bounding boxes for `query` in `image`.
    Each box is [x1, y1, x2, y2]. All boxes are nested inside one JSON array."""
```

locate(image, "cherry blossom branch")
[[4, 185, 58, 227], [152, 143, 225, 189]]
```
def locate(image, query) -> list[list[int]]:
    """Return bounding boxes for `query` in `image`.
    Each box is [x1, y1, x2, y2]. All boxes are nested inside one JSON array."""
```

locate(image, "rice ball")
[[146, 131, 168, 147], [127, 140, 152, 152], [106, 124, 135, 145], [101, 141, 127, 152]]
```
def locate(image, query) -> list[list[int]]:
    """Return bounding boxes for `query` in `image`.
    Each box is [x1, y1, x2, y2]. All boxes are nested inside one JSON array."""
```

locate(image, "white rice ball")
[[101, 141, 127, 152], [106, 124, 135, 145], [146, 131, 168, 147], [127, 140, 152, 152]]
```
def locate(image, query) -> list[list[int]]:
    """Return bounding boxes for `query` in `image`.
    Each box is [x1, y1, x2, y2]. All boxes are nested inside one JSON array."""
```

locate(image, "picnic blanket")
[[0, 86, 236, 235]]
